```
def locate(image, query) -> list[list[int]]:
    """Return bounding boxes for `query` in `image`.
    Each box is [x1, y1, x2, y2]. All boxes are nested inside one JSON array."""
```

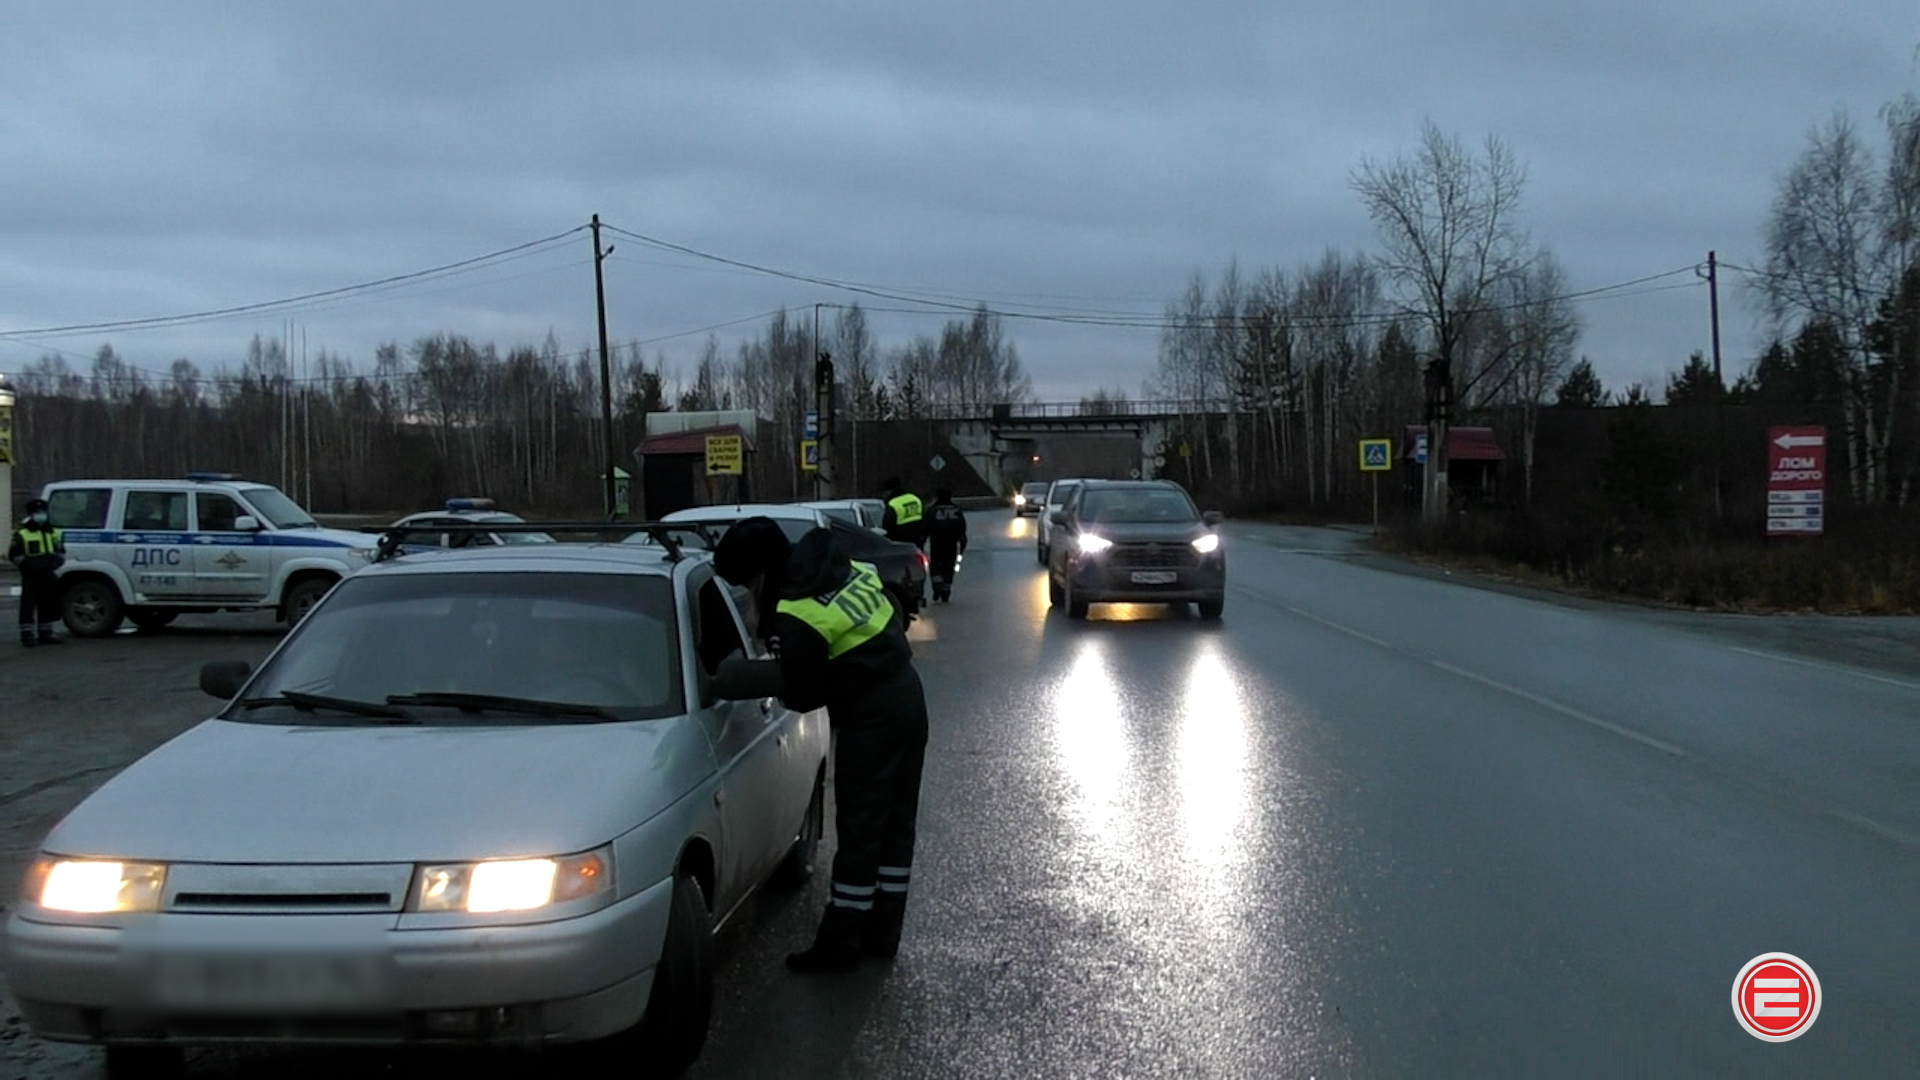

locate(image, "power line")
[[602, 221, 1703, 332], [0, 225, 591, 339]]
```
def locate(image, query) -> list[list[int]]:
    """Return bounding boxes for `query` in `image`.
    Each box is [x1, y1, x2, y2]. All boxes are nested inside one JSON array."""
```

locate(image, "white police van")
[[40, 474, 377, 636]]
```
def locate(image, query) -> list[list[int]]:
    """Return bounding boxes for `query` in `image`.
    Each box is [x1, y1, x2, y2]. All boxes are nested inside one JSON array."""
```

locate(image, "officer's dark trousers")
[[928, 542, 959, 590], [18, 571, 59, 642], [827, 666, 930, 915]]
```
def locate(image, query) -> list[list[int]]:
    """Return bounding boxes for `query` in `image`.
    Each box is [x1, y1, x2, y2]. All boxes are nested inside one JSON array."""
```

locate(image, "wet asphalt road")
[[4, 515, 1918, 1077], [690, 515, 1918, 1078]]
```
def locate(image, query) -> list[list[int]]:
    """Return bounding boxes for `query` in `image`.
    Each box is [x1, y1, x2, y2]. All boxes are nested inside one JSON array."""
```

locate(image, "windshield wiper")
[[384, 692, 618, 721], [238, 691, 416, 720]]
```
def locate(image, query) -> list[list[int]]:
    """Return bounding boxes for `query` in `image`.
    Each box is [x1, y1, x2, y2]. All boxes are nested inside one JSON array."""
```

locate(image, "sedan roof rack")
[[374, 521, 717, 564]]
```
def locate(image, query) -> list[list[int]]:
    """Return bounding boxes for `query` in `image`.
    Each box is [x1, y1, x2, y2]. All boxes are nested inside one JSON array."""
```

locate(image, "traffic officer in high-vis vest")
[[8, 498, 67, 647], [714, 517, 929, 972], [880, 477, 927, 549]]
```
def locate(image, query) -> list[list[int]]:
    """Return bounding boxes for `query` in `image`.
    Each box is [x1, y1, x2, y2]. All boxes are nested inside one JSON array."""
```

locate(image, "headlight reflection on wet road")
[[1050, 640, 1131, 848], [1175, 645, 1249, 873]]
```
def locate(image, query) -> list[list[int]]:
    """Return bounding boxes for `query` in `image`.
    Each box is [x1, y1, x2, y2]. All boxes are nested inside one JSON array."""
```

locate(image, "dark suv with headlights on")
[[1046, 480, 1225, 620]]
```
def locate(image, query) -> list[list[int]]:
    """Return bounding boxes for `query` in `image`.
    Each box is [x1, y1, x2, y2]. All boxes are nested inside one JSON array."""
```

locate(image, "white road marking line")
[[1283, 604, 1395, 649], [1425, 659, 1687, 758], [1728, 647, 1920, 693], [1826, 810, 1920, 847], [1261, 589, 1686, 758]]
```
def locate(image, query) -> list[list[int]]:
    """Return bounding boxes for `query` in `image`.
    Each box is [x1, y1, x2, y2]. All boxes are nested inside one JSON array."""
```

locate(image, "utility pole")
[[1706, 251, 1726, 522], [814, 303, 833, 499], [591, 214, 617, 518]]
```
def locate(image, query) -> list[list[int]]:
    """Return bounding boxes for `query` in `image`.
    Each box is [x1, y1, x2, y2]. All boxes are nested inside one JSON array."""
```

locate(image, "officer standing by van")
[[713, 517, 929, 972], [880, 477, 926, 549], [9, 497, 66, 647]]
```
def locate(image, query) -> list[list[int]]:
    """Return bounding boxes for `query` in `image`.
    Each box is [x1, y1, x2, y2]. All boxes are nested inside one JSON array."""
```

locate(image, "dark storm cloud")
[[1, 1, 1915, 398]]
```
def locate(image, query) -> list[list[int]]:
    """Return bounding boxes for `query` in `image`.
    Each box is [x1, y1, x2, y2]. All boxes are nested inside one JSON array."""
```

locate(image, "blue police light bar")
[[185, 472, 241, 482], [445, 497, 497, 511]]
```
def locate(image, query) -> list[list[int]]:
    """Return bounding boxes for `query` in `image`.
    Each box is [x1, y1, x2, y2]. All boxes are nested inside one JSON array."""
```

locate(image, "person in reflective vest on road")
[[880, 477, 927, 549], [714, 517, 930, 973], [8, 498, 67, 647]]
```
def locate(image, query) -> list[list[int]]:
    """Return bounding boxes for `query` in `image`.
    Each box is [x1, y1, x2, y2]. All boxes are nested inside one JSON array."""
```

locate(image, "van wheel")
[[1197, 596, 1225, 620], [281, 577, 335, 624], [1048, 578, 1063, 607], [127, 609, 179, 633], [61, 579, 124, 637]]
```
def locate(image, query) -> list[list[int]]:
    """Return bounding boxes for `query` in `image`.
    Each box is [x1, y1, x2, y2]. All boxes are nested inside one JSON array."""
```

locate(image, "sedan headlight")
[[1077, 533, 1113, 554], [27, 858, 167, 914], [412, 846, 613, 913], [1013, 493, 1026, 506], [1192, 532, 1221, 554], [348, 547, 377, 562]]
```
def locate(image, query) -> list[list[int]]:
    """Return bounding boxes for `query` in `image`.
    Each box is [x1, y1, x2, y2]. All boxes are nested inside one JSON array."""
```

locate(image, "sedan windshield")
[[241, 486, 320, 529], [1079, 488, 1199, 524], [1022, 483, 1049, 499], [235, 572, 683, 723], [1048, 482, 1081, 505]]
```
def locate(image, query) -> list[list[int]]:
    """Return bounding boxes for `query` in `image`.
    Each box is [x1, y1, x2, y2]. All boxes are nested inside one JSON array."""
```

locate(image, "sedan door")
[[687, 573, 794, 906]]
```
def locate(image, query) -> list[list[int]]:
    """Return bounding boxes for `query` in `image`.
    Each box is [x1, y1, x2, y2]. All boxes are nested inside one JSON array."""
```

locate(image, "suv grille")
[[1108, 544, 1198, 569]]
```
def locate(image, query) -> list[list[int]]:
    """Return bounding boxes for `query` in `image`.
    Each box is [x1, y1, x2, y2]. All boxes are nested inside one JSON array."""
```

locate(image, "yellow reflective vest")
[[887, 493, 923, 527], [776, 561, 895, 659]]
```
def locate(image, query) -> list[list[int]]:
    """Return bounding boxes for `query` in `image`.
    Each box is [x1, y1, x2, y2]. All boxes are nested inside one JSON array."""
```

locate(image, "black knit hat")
[[25, 497, 49, 513], [712, 516, 791, 585]]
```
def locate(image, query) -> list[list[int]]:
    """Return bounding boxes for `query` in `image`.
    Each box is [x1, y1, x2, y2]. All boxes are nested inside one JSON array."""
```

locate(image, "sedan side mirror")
[[1049, 511, 1067, 526], [200, 659, 253, 700], [1202, 511, 1224, 527], [233, 515, 262, 532], [711, 652, 785, 701]]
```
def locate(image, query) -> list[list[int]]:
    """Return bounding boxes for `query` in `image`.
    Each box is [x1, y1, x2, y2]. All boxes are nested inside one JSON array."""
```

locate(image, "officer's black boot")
[[37, 624, 62, 646], [20, 629, 35, 649], [785, 904, 865, 974], [862, 893, 907, 960]]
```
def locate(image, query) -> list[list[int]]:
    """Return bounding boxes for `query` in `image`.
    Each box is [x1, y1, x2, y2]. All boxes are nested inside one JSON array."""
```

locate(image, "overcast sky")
[[1, 1, 1915, 402]]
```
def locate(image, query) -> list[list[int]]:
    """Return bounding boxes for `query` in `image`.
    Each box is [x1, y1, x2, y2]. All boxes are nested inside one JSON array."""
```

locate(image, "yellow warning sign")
[[705, 434, 743, 476]]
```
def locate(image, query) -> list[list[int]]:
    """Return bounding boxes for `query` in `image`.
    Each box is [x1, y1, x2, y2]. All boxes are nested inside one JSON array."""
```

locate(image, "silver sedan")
[[4, 542, 825, 1077]]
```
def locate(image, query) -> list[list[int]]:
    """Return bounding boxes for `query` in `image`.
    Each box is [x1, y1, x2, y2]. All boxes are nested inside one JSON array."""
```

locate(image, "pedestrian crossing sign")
[[1360, 438, 1392, 472]]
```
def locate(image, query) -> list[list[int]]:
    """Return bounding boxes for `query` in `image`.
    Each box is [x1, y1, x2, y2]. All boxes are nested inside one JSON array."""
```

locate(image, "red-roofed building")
[[637, 418, 758, 516], [1401, 425, 1507, 502]]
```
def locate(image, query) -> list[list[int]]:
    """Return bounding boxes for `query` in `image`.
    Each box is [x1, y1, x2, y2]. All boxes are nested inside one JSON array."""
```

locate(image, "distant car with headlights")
[[3, 533, 826, 1077], [1014, 482, 1049, 517], [389, 498, 557, 550], [38, 474, 377, 636], [1035, 478, 1085, 565], [1045, 480, 1225, 620]]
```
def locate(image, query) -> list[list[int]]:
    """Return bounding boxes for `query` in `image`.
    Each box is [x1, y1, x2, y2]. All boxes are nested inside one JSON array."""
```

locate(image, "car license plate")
[[151, 953, 390, 1011], [1130, 570, 1178, 585]]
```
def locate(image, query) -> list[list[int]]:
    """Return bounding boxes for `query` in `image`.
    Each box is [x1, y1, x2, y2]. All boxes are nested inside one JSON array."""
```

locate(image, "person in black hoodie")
[[713, 517, 929, 972]]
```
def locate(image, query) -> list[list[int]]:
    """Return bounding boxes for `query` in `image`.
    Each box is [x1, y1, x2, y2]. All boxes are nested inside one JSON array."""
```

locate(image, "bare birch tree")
[[1353, 121, 1530, 519]]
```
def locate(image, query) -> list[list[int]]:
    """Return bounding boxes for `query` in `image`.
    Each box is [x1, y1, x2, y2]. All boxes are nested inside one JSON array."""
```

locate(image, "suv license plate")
[[1130, 571, 1178, 585]]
